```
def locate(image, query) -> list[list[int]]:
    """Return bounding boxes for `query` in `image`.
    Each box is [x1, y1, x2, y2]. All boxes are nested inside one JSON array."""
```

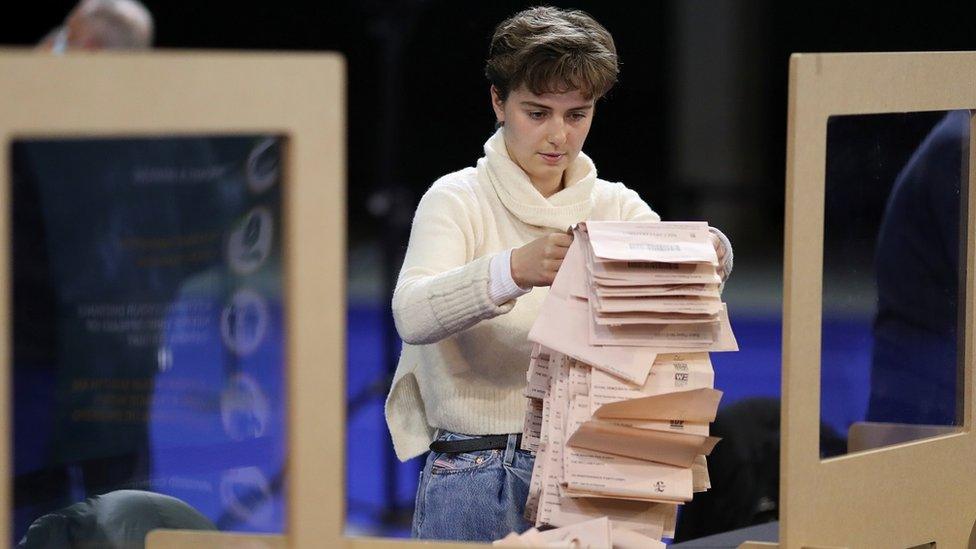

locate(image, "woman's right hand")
[[510, 231, 574, 288]]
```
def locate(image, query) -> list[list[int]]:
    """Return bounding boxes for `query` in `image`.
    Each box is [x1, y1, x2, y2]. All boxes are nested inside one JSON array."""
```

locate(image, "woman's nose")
[[546, 120, 567, 146]]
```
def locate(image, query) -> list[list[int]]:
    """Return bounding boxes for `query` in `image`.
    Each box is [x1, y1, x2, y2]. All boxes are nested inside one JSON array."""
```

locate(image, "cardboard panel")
[[781, 52, 976, 548], [0, 50, 342, 547]]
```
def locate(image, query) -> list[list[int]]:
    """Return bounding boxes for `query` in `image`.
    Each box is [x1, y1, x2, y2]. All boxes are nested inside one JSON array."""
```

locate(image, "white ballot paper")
[[538, 359, 571, 525], [569, 359, 589, 396], [585, 221, 718, 265], [524, 382, 555, 521], [525, 345, 553, 399], [521, 398, 544, 452], [524, 440, 545, 522]]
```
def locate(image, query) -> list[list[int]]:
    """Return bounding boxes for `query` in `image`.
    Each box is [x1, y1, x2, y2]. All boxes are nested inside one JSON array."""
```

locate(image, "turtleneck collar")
[[477, 127, 596, 231]]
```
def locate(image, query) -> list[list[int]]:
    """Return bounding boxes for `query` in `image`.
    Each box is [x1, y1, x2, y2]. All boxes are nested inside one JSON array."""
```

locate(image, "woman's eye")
[[528, 111, 546, 120], [569, 112, 587, 121]]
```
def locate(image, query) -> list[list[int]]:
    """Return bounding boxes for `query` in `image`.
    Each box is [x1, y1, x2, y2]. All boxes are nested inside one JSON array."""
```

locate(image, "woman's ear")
[[490, 86, 505, 125]]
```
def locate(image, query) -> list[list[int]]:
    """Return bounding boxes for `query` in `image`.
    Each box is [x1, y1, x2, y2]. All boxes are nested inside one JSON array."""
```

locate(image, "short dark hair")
[[485, 6, 619, 102]]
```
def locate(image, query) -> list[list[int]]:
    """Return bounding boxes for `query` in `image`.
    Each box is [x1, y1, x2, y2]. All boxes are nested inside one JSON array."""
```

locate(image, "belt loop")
[[504, 433, 518, 466]]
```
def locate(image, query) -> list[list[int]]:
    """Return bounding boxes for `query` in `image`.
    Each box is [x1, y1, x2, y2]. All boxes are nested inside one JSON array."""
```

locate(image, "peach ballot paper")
[[510, 220, 740, 547]]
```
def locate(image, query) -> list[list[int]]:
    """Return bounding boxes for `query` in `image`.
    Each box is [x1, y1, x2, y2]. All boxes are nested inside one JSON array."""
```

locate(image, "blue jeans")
[[411, 431, 535, 541]]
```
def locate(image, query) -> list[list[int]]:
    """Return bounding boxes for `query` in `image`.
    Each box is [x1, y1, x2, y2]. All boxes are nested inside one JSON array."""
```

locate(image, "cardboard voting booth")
[[0, 50, 345, 548], [757, 51, 976, 548]]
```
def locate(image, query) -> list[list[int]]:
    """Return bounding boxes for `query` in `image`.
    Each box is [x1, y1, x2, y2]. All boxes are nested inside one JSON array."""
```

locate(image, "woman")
[[385, 6, 732, 542]]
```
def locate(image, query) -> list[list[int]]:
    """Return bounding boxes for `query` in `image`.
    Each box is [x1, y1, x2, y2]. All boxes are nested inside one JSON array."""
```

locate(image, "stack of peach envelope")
[[528, 222, 737, 385], [494, 516, 665, 548], [520, 221, 738, 544]]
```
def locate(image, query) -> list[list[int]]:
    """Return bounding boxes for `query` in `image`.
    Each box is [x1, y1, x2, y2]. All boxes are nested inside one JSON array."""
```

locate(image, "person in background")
[[37, 0, 153, 52], [868, 110, 966, 426]]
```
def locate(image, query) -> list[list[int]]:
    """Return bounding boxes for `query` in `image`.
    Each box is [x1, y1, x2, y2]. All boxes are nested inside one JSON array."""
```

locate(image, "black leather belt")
[[429, 434, 522, 454]]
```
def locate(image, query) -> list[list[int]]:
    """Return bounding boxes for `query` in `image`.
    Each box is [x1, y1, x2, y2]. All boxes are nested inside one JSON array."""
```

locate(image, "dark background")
[[7, 1, 976, 256]]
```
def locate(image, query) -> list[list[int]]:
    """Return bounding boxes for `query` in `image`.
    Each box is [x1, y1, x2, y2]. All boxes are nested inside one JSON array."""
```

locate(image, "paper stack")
[[518, 221, 738, 545]]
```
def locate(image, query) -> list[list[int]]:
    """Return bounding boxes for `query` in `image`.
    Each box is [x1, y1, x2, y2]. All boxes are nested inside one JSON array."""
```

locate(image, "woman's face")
[[491, 85, 595, 195]]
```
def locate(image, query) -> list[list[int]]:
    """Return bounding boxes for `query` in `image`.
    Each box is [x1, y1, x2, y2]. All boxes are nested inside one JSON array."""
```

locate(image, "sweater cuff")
[[427, 255, 515, 336], [708, 227, 734, 281], [488, 249, 532, 305]]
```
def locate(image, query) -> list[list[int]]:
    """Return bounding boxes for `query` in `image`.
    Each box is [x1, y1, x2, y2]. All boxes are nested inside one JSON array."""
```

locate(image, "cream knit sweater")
[[385, 128, 662, 461]]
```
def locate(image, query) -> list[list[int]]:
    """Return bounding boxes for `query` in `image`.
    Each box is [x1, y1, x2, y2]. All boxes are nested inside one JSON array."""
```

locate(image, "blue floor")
[[345, 302, 415, 536], [344, 302, 875, 537]]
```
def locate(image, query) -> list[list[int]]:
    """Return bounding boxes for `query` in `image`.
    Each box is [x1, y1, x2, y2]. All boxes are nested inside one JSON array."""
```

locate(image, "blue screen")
[[11, 135, 287, 541]]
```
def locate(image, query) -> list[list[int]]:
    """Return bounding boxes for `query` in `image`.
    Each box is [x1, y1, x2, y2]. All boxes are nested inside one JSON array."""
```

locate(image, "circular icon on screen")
[[245, 138, 281, 194], [227, 207, 273, 275], [220, 288, 269, 356], [219, 466, 273, 526], [220, 373, 270, 441]]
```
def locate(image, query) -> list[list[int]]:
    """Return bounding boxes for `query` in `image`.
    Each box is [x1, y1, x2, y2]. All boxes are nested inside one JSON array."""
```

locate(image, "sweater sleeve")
[[488, 248, 531, 305], [618, 185, 662, 222], [708, 227, 734, 281], [392, 183, 515, 345]]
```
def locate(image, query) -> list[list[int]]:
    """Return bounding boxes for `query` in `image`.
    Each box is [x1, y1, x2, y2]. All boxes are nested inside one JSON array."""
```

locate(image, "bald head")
[[63, 0, 154, 50]]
